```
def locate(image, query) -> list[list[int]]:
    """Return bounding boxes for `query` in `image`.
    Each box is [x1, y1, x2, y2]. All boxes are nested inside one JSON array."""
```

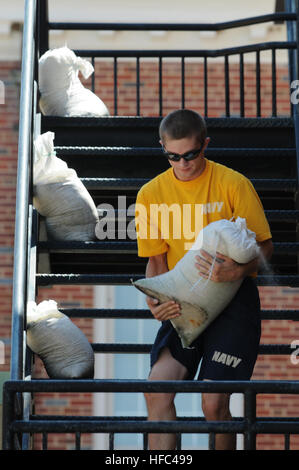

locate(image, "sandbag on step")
[[132, 218, 260, 348], [26, 300, 94, 379], [33, 131, 99, 241], [38, 46, 109, 117]]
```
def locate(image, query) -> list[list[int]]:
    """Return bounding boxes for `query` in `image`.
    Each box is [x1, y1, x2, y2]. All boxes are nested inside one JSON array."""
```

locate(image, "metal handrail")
[[10, 0, 37, 380], [49, 13, 296, 31], [73, 42, 296, 57]]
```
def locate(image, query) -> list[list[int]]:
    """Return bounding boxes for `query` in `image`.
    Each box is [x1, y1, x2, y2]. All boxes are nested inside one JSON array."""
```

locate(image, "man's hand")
[[146, 296, 181, 321], [145, 253, 181, 321], [195, 249, 251, 283]]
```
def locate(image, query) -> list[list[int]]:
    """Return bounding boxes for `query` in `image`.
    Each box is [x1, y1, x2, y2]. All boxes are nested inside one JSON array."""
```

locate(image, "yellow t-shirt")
[[135, 158, 272, 271]]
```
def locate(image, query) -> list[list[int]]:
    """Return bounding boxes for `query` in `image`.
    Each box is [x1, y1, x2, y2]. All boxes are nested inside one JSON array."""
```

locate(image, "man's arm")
[[145, 253, 181, 321], [195, 238, 274, 283], [146, 252, 169, 277]]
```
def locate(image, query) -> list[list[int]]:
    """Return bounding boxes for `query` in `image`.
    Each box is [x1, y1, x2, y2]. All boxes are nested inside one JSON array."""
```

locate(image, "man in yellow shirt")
[[135, 109, 273, 450]]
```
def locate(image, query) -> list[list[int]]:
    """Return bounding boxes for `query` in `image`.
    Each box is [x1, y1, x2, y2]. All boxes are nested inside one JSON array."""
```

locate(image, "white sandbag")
[[133, 218, 260, 348], [33, 131, 99, 240], [26, 300, 94, 379], [39, 46, 109, 117]]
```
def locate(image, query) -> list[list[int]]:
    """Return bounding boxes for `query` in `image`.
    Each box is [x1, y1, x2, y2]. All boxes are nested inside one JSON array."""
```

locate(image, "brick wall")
[[1, 59, 299, 450], [0, 61, 20, 373], [255, 286, 299, 450], [93, 60, 291, 117]]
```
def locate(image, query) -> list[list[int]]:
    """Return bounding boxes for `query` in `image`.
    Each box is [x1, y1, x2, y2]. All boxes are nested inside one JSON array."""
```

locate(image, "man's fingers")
[[149, 300, 181, 321], [199, 249, 214, 262], [146, 296, 159, 307], [195, 256, 212, 271], [155, 312, 181, 321], [197, 251, 213, 266]]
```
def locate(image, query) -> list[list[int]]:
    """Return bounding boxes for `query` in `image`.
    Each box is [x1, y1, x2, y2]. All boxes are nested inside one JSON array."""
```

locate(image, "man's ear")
[[202, 137, 210, 152]]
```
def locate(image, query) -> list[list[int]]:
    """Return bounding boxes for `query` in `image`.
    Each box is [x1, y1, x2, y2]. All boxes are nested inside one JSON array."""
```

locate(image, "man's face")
[[161, 135, 209, 182]]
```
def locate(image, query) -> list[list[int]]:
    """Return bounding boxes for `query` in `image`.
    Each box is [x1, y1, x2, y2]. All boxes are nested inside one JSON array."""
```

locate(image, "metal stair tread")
[[94, 209, 299, 217], [55, 146, 296, 156], [6, 378, 299, 393], [60, 307, 299, 321], [36, 273, 299, 287], [79, 176, 297, 191], [89, 343, 297, 355], [38, 240, 299, 253], [43, 115, 294, 128], [95, 208, 299, 220]]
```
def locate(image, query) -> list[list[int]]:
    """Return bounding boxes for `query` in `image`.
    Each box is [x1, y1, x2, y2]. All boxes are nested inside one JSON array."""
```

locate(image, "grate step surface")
[[79, 177, 297, 191], [36, 273, 299, 287], [38, 240, 299, 254], [60, 308, 299, 321], [89, 343, 297, 355]]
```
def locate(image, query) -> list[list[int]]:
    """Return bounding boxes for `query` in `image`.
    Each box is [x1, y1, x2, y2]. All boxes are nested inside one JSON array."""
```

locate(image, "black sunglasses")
[[162, 144, 203, 162]]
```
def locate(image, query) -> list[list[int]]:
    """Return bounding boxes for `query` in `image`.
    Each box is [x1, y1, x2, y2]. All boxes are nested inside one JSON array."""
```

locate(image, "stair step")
[[94, 209, 299, 222], [38, 241, 299, 253], [42, 116, 295, 149], [36, 273, 299, 287], [30, 415, 299, 423], [44, 116, 294, 130], [38, 240, 138, 254], [38, 241, 298, 277], [91, 209, 299, 220], [56, 146, 297, 180], [8, 378, 299, 393], [56, 146, 296, 159], [80, 177, 297, 192], [266, 210, 299, 221], [60, 308, 299, 321], [89, 343, 295, 355]]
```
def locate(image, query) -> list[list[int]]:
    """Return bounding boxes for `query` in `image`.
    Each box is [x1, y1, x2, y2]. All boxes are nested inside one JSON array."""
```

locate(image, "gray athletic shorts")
[[150, 277, 261, 381]]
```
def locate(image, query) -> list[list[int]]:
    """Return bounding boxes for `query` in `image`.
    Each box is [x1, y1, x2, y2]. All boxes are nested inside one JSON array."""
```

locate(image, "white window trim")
[[92, 285, 115, 450]]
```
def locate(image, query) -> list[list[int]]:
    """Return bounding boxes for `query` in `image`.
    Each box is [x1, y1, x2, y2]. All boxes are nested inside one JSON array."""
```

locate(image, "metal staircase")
[[3, 0, 299, 450]]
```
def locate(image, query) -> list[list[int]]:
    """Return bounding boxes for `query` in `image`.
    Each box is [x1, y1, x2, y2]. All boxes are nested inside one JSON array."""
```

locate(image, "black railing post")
[[272, 48, 277, 116], [114, 57, 118, 116], [37, 0, 49, 56], [244, 390, 257, 450], [136, 57, 140, 116], [240, 53, 245, 117], [2, 384, 15, 450], [204, 57, 208, 117], [181, 56, 185, 109], [256, 50, 261, 117], [225, 55, 230, 117], [159, 57, 163, 116]]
